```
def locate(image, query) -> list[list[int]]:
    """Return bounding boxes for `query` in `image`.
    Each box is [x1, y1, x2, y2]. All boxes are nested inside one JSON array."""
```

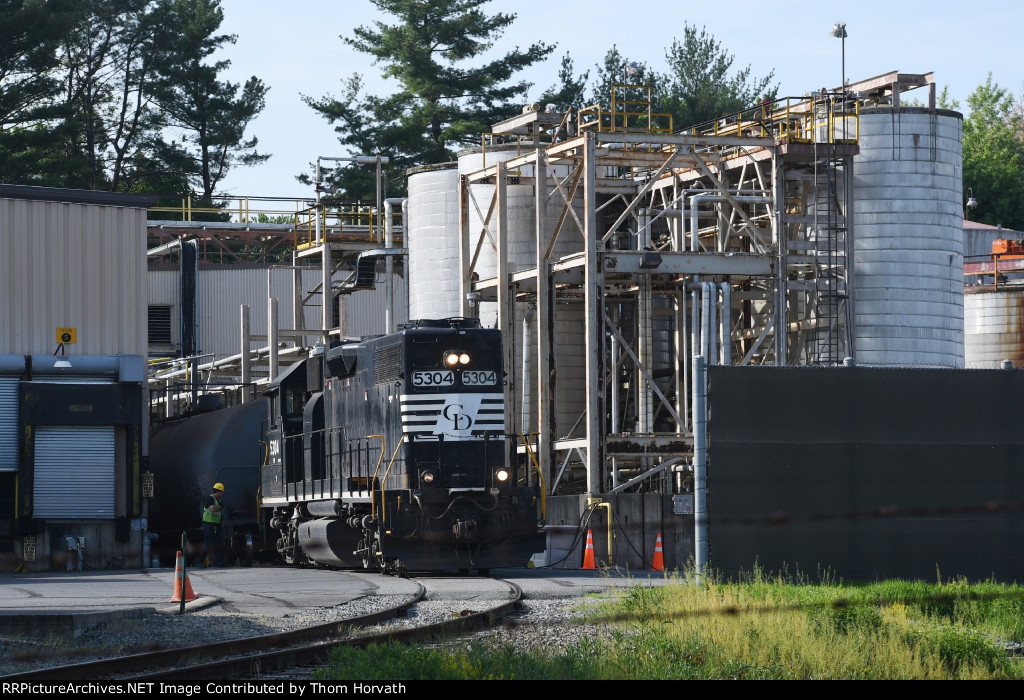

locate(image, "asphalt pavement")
[[0, 563, 680, 639]]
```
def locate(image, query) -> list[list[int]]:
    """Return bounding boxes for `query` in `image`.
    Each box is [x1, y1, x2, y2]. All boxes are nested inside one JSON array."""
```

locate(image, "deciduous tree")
[[0, 0, 267, 203], [962, 74, 1024, 230]]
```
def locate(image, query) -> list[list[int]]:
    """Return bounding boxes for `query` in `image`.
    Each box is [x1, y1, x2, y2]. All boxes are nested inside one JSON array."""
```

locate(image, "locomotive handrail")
[[368, 433, 409, 525], [517, 432, 547, 520], [367, 434, 385, 521]]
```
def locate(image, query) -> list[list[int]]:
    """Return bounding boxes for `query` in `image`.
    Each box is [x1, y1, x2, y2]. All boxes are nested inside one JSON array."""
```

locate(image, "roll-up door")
[[31, 376, 114, 384], [33, 426, 115, 518], [0, 377, 17, 471]]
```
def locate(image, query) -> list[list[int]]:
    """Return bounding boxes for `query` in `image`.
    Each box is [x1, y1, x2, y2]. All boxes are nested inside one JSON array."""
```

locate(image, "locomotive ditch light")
[[495, 468, 510, 483], [420, 470, 435, 484]]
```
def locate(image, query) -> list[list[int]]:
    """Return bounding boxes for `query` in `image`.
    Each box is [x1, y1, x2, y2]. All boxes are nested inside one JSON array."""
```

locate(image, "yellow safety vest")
[[202, 495, 223, 524]]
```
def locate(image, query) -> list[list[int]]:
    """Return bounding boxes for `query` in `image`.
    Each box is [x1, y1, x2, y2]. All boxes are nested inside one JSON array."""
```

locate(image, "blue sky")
[[216, 0, 1021, 198]]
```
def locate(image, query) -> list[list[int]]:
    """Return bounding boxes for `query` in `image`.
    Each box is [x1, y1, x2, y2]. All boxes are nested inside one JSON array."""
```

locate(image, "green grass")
[[315, 568, 1024, 680]]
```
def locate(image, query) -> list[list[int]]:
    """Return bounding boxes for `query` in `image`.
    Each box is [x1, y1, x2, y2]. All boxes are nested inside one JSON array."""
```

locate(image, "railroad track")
[[1, 578, 524, 681]]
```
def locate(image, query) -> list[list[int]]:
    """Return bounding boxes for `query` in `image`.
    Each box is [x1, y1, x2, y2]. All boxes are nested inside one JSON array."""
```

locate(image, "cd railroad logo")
[[442, 402, 473, 431]]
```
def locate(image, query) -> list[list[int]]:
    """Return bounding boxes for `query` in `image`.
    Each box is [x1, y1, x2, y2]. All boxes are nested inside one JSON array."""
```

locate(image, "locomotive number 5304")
[[412, 370, 455, 387], [461, 370, 497, 386]]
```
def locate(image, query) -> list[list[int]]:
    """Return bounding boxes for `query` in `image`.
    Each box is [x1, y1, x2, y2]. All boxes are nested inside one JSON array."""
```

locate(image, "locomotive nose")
[[452, 518, 479, 542]]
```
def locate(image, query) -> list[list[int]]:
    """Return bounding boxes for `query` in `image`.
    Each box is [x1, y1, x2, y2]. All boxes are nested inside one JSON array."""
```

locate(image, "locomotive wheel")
[[278, 539, 295, 566], [277, 524, 298, 565], [361, 535, 381, 571]]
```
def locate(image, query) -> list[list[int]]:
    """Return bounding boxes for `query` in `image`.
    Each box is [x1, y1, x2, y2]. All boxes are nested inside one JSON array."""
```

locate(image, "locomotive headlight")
[[443, 351, 472, 367], [494, 468, 510, 483], [420, 470, 435, 485]]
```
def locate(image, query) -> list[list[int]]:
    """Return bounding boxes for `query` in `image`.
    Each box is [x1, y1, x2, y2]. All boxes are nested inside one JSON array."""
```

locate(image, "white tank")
[[406, 163, 461, 321], [457, 146, 585, 327], [456, 146, 587, 437], [853, 107, 965, 367], [965, 287, 1024, 368]]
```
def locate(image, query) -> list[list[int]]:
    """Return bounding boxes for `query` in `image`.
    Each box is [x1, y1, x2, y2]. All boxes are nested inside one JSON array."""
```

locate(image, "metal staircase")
[[809, 93, 851, 365]]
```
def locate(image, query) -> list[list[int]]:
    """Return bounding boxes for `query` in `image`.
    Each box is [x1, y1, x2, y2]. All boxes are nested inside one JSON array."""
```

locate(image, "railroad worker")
[[201, 482, 227, 567]]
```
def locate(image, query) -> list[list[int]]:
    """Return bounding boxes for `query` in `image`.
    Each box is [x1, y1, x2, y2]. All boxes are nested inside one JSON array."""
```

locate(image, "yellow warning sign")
[[57, 327, 77, 344]]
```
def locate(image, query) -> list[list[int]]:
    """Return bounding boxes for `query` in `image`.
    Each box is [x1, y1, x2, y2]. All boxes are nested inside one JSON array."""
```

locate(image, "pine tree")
[[149, 0, 269, 202], [0, 0, 78, 184], [0, 0, 268, 200], [302, 0, 555, 199], [540, 52, 589, 115], [662, 23, 776, 129]]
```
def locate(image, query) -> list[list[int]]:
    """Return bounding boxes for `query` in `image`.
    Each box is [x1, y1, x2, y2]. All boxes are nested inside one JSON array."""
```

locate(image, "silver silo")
[[965, 288, 1024, 368], [853, 107, 965, 367]]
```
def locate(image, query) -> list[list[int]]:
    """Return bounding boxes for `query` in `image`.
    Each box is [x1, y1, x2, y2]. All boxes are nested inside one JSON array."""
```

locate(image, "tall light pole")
[[830, 21, 847, 93]]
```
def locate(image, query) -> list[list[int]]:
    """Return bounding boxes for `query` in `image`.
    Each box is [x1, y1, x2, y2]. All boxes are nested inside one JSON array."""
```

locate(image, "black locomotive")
[[260, 317, 545, 575]]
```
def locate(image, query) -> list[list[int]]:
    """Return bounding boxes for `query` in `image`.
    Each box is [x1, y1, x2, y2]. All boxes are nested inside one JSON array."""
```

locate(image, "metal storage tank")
[[964, 287, 1024, 368], [457, 146, 587, 437], [406, 163, 461, 321], [457, 145, 585, 326], [853, 107, 965, 367]]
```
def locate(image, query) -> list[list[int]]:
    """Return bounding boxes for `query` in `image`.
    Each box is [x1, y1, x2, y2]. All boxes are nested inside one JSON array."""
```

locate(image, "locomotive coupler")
[[452, 518, 478, 541]]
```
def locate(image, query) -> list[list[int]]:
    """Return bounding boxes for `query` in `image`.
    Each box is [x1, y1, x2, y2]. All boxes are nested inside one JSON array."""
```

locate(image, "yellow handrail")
[[518, 432, 546, 520], [368, 433, 409, 525]]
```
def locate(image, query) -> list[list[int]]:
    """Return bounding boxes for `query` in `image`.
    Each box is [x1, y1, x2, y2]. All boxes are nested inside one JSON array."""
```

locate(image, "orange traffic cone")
[[170, 550, 197, 603], [652, 532, 665, 572], [582, 529, 596, 569]]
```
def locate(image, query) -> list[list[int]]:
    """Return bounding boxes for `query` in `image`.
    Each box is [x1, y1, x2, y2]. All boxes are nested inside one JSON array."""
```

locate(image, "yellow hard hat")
[[213, 482, 225, 492]]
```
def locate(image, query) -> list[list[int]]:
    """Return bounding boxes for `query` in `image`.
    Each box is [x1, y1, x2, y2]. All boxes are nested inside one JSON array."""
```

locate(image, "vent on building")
[[148, 305, 172, 345]]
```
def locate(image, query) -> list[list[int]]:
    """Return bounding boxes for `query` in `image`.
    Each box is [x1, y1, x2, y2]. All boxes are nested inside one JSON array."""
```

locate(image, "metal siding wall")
[[0, 377, 17, 471], [1, 197, 147, 357], [148, 270, 181, 351], [33, 425, 115, 518], [964, 227, 1016, 261], [706, 365, 1024, 582], [153, 267, 409, 364], [339, 278, 409, 337], [148, 270, 179, 306], [196, 267, 323, 360]]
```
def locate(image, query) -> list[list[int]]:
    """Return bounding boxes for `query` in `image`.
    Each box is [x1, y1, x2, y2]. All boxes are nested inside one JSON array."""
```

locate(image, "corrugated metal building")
[[0, 185, 154, 572], [148, 266, 408, 360], [146, 262, 408, 417]]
